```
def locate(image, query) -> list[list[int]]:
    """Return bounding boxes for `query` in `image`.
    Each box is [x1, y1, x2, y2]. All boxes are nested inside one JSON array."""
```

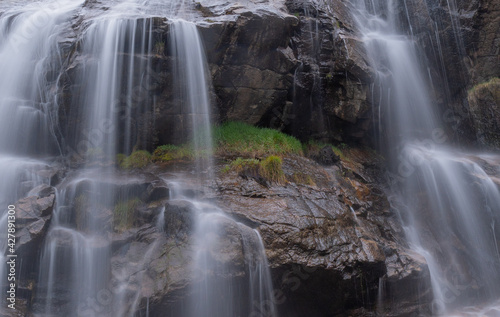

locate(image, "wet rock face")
[[201, 0, 375, 143], [200, 0, 375, 144], [6, 153, 433, 316], [214, 151, 432, 316], [283, 0, 373, 142], [162, 200, 195, 240], [311, 145, 340, 165], [97, 152, 432, 316], [10, 187, 56, 316], [459, 0, 500, 85], [15, 189, 55, 256], [200, 11, 298, 127]]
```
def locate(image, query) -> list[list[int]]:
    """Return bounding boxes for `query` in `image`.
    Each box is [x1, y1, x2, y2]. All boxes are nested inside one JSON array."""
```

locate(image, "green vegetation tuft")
[[222, 157, 260, 173], [223, 155, 287, 184], [152, 144, 195, 162], [304, 140, 347, 161], [214, 121, 303, 158], [114, 198, 141, 231], [116, 153, 127, 166], [468, 77, 500, 95], [259, 155, 286, 184], [119, 150, 151, 169]]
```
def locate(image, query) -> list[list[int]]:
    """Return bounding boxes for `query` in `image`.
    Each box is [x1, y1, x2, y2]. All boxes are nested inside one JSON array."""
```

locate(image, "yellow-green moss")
[[86, 147, 104, 161], [116, 153, 126, 166]]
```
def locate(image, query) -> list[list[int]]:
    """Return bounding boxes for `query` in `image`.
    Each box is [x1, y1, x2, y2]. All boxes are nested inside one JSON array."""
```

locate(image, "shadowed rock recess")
[[1, 0, 499, 316]]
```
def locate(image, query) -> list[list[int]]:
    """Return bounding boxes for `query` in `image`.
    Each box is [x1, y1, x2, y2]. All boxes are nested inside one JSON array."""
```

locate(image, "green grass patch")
[[118, 150, 151, 169], [214, 121, 303, 158], [114, 198, 141, 231]]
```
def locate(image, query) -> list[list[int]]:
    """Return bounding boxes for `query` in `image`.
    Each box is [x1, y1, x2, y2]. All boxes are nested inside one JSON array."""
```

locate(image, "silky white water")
[[0, 0, 83, 311], [349, 0, 500, 315], [160, 180, 278, 317], [35, 5, 154, 313], [169, 20, 214, 176], [0, 0, 277, 316]]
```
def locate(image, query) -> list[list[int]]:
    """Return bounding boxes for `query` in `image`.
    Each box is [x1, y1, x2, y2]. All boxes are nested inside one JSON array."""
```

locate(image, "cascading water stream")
[[160, 14, 276, 317], [348, 0, 500, 315], [169, 20, 213, 176], [0, 0, 277, 315], [158, 180, 277, 317], [0, 0, 84, 310], [34, 3, 156, 313]]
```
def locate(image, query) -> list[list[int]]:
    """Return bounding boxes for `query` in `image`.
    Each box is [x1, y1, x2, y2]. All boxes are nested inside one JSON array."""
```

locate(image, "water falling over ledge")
[[0, 1, 280, 315], [348, 0, 500, 315]]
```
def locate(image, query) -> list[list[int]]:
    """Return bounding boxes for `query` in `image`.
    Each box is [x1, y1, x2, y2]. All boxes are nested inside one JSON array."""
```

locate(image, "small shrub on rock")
[[259, 155, 286, 184]]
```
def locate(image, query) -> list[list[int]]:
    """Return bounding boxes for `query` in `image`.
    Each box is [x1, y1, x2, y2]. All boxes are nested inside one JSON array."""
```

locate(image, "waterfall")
[[34, 2, 155, 313], [169, 20, 213, 175], [162, 181, 278, 317], [349, 0, 500, 315], [74, 17, 153, 157], [166, 19, 276, 317], [0, 0, 276, 315], [0, 0, 84, 310]]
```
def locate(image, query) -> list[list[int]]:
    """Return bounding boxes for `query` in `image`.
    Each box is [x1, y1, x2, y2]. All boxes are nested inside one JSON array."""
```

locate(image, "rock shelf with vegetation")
[[12, 122, 431, 316]]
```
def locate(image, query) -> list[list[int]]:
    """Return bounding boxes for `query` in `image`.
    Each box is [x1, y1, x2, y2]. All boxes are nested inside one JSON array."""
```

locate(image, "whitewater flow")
[[0, 0, 84, 311], [0, 0, 277, 316], [348, 0, 500, 315]]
